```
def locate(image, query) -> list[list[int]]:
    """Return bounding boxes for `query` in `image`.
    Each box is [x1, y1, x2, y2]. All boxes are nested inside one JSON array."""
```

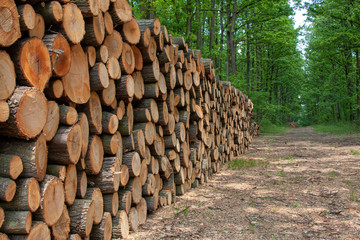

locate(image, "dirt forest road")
[[131, 127, 360, 239]]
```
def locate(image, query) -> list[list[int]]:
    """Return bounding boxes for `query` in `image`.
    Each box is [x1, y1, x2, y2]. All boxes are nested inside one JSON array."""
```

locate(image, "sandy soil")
[[130, 127, 360, 239]]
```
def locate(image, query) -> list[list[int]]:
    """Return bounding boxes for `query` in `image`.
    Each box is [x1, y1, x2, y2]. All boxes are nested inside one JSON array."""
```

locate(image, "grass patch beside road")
[[312, 123, 360, 136]]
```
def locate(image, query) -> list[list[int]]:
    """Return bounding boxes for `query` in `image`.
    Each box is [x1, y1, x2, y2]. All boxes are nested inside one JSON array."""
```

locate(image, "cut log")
[[109, 0, 132, 24], [103, 30, 123, 59], [0, 0, 21, 47], [118, 190, 131, 214], [90, 212, 112, 240], [122, 152, 141, 177], [87, 156, 120, 193], [0, 207, 3, 229], [0, 178, 16, 202], [71, 0, 99, 17], [132, 71, 145, 100], [107, 57, 121, 79], [10, 222, 51, 240], [140, 37, 156, 63], [125, 177, 142, 204], [83, 13, 105, 46], [133, 129, 146, 158], [139, 161, 148, 185], [48, 124, 82, 165], [119, 165, 129, 187], [100, 79, 116, 106], [136, 99, 159, 123], [86, 46, 96, 67], [58, 105, 78, 126], [11, 38, 52, 91], [36, 175, 64, 226], [51, 204, 70, 240], [133, 122, 156, 146], [112, 210, 129, 239], [136, 198, 147, 225], [0, 211, 31, 234], [89, 62, 109, 91], [68, 199, 94, 238], [28, 14, 45, 39], [0, 154, 22, 180], [137, 19, 160, 36], [62, 44, 90, 104], [149, 133, 165, 156], [35, 1, 63, 25], [144, 190, 158, 212], [85, 135, 104, 175], [0, 102, 8, 123], [84, 188, 103, 225], [116, 75, 135, 100], [64, 164, 77, 205], [128, 207, 138, 232], [81, 91, 102, 134], [101, 112, 118, 134], [148, 157, 159, 175], [142, 174, 155, 196], [121, 17, 140, 45], [142, 57, 160, 83], [103, 192, 118, 217], [133, 108, 151, 123], [119, 43, 135, 74], [78, 113, 89, 158], [0, 178, 40, 212], [0, 134, 47, 181], [46, 165, 66, 181], [97, 45, 109, 63], [61, 3, 85, 44], [101, 132, 120, 155], [137, 26, 151, 48], [132, 45, 143, 71], [44, 79, 64, 100], [0, 51, 16, 100], [17, 4, 36, 31], [76, 171, 87, 199], [0, 87, 47, 139], [42, 101, 60, 141], [103, 11, 113, 35]]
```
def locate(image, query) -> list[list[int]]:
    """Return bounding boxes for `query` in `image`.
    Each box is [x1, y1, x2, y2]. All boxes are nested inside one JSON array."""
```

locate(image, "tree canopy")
[[129, 0, 360, 126]]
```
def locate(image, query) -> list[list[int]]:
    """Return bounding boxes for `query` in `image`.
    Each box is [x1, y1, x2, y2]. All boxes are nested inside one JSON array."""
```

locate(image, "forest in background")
[[129, 0, 360, 129]]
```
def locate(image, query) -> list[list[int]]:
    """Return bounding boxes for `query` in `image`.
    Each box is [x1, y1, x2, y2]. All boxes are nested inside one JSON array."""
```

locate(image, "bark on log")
[[58, 105, 78, 126], [0, 154, 22, 180], [0, 178, 16, 202], [90, 212, 112, 240], [118, 190, 131, 214], [83, 188, 103, 225], [83, 13, 105, 47], [0, 211, 32, 234], [112, 210, 129, 239], [87, 156, 120, 194], [17, 4, 35, 31], [81, 91, 102, 134], [48, 124, 82, 165], [35, 175, 64, 226], [51, 204, 70, 240], [68, 199, 94, 238], [76, 171, 87, 199], [103, 192, 118, 217], [125, 177, 142, 204], [35, 1, 63, 25], [0, 134, 47, 181]]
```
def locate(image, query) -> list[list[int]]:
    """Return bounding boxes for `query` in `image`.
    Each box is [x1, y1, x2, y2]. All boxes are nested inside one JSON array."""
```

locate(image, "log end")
[[28, 177, 41, 212]]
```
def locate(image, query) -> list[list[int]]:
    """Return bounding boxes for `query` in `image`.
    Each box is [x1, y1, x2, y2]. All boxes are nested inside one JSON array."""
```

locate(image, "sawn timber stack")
[[0, 0, 256, 239]]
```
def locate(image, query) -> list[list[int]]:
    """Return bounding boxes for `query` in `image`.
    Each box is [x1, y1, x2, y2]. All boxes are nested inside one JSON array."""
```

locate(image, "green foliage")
[[312, 122, 360, 136], [260, 119, 290, 135], [228, 159, 269, 170]]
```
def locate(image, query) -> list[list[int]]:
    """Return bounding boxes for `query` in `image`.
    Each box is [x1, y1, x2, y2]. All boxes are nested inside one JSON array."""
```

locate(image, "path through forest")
[[131, 127, 360, 239]]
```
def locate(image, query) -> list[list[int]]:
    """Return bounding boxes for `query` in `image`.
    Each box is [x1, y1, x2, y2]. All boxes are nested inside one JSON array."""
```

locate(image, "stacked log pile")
[[0, 0, 256, 239]]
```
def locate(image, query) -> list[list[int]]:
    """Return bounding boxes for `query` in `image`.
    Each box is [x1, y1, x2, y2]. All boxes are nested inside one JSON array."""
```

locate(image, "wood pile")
[[0, 0, 256, 239]]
